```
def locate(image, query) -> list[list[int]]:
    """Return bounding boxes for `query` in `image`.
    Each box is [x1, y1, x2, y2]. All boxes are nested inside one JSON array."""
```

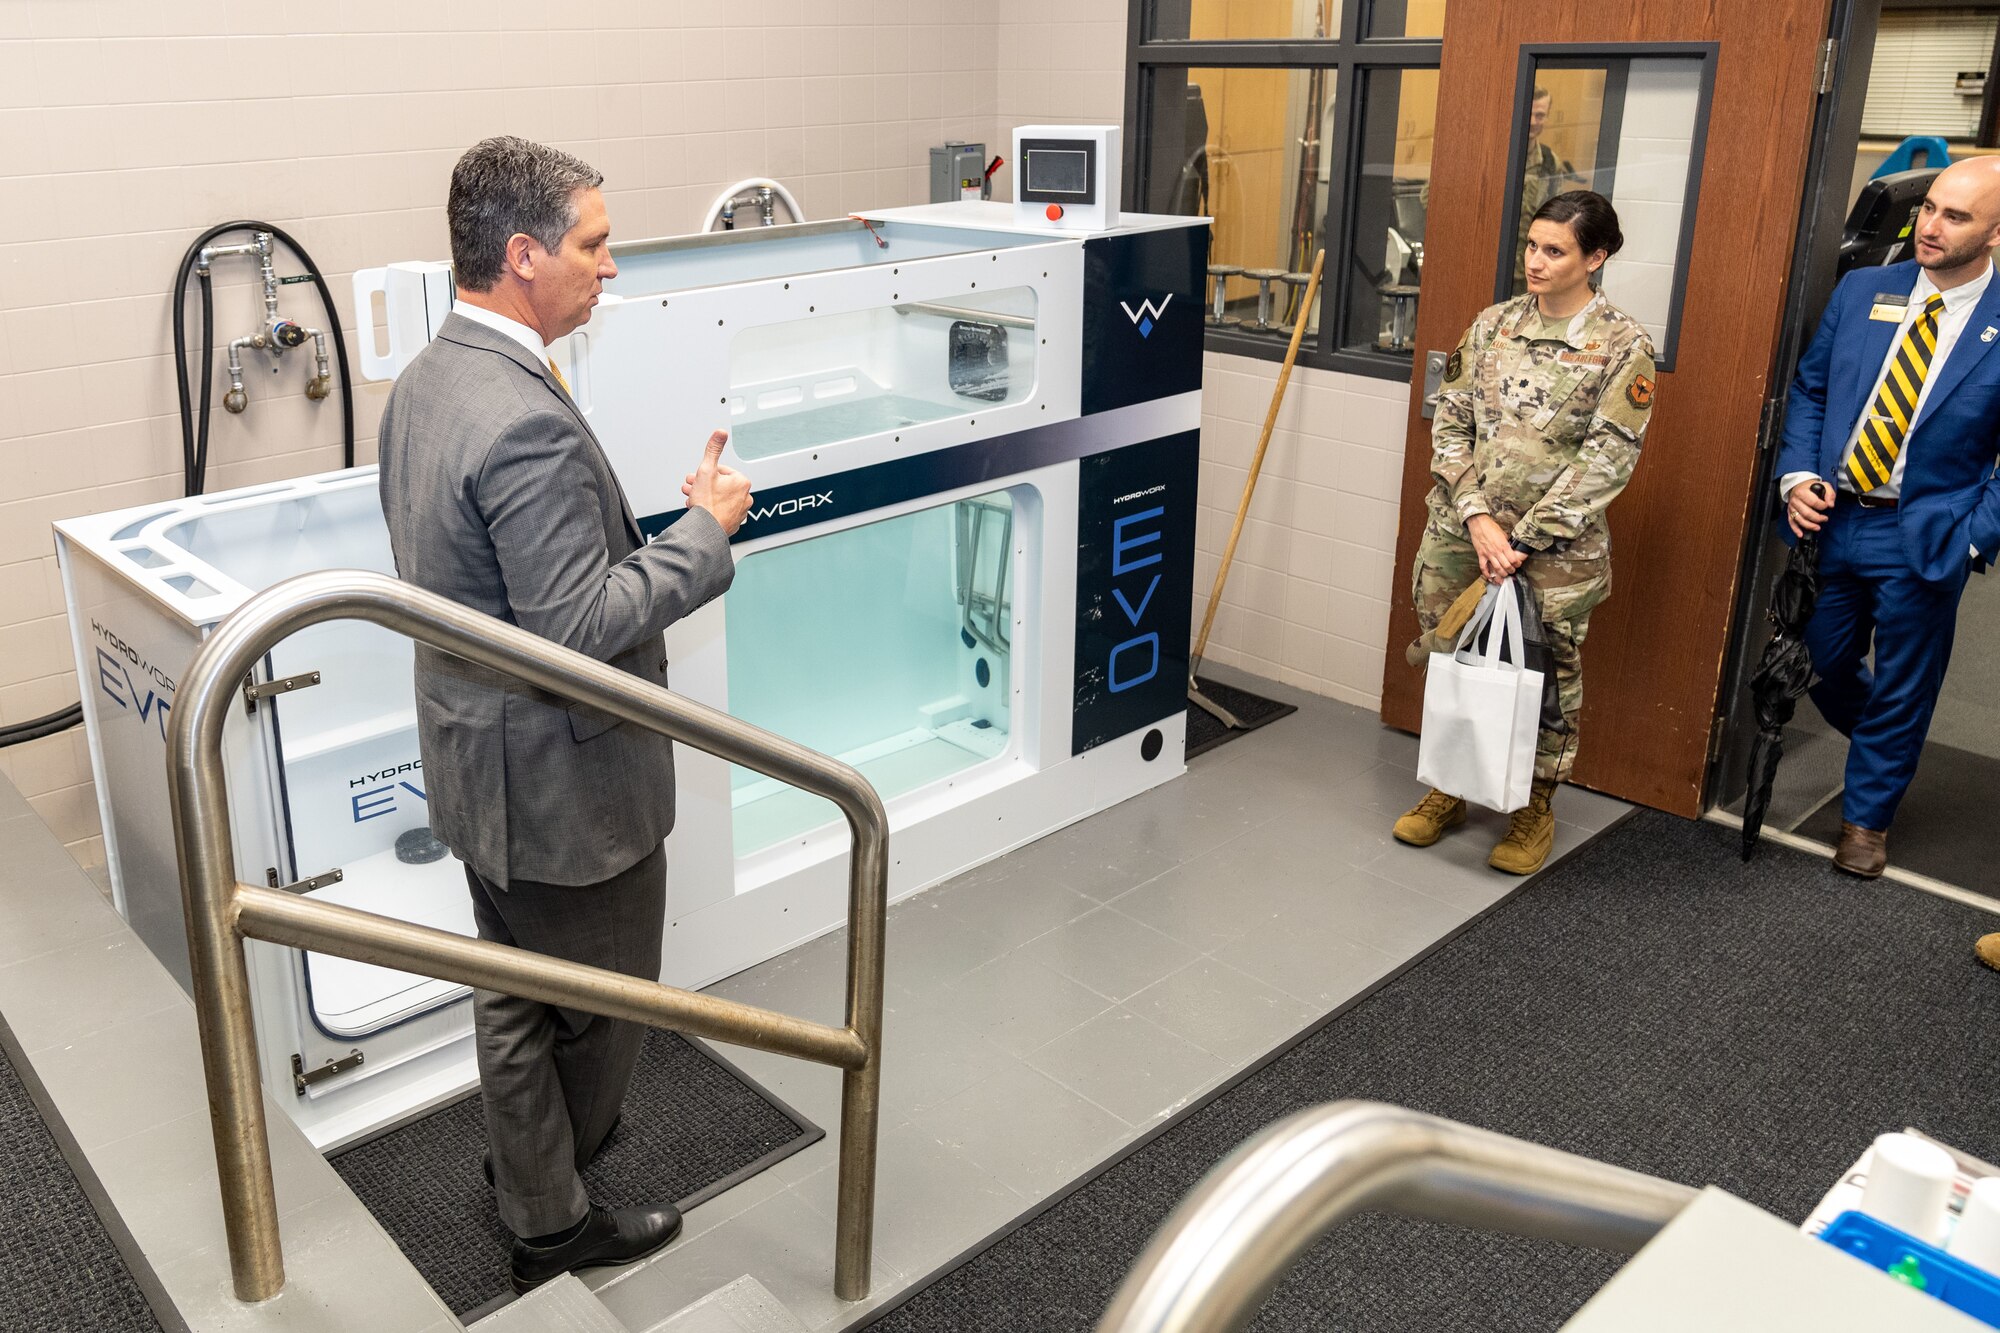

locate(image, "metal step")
[[640, 1275, 811, 1333], [469, 1274, 632, 1332]]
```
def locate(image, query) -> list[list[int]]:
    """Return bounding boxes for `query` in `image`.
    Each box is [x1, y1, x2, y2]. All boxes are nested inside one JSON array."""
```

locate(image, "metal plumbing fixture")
[[701, 177, 806, 232], [1096, 1100, 1699, 1333], [167, 570, 889, 1306], [200, 231, 333, 413]]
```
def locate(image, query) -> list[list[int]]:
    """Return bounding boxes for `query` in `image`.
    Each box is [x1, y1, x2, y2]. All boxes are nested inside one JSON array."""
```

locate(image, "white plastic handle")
[[352, 266, 397, 383]]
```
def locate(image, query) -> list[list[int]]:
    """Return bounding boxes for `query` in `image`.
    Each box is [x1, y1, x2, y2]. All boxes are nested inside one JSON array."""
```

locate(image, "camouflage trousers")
[[1411, 524, 1608, 783]]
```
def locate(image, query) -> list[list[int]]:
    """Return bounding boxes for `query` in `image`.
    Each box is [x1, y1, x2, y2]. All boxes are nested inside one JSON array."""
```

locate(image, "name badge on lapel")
[[1984, 326, 1998, 344], [1869, 293, 1910, 323]]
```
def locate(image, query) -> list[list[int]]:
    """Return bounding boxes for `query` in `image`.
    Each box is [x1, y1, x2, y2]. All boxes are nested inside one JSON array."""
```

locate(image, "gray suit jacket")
[[378, 312, 734, 888]]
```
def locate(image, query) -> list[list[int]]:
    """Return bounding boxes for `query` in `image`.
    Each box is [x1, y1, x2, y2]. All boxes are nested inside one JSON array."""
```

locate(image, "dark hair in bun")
[[1531, 189, 1623, 259]]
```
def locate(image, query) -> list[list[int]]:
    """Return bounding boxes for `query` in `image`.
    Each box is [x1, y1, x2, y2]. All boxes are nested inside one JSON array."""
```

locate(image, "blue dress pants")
[[1802, 502, 1971, 831]]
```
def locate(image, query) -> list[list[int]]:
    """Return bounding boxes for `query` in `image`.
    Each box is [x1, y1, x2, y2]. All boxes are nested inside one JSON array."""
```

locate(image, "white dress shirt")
[[452, 300, 551, 366], [1782, 262, 1993, 502]]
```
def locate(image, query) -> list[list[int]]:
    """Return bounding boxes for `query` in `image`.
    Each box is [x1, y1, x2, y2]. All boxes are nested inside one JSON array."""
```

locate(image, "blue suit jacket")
[[1776, 260, 2000, 582]]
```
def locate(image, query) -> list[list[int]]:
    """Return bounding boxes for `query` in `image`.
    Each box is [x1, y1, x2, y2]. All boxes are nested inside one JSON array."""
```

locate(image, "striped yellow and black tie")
[[1849, 292, 1946, 493]]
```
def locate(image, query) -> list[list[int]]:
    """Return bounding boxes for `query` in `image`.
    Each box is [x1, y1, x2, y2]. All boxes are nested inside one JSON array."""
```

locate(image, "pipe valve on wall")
[[198, 231, 334, 413]]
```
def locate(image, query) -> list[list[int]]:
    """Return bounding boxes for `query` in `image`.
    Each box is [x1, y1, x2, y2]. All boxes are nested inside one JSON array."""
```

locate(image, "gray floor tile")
[[87, 1107, 349, 1270], [882, 897, 1016, 979], [704, 946, 851, 1030], [27, 1002, 212, 1150], [0, 932, 185, 1055], [1012, 906, 1198, 1004], [1211, 915, 1401, 1011], [875, 991, 1015, 1117], [787, 1121, 1022, 1279], [154, 1189, 453, 1331], [982, 827, 1184, 903], [913, 870, 1096, 955], [0, 848, 126, 967], [1124, 959, 1319, 1066], [590, 1188, 896, 1333], [1316, 864, 1474, 957], [909, 1061, 1129, 1199], [1024, 1007, 1228, 1127], [941, 951, 1116, 1058], [680, 1163, 791, 1246], [1555, 785, 1632, 832], [1321, 760, 1440, 819]]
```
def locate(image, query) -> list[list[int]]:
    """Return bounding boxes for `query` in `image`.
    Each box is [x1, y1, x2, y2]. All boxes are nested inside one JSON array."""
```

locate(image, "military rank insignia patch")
[[1445, 350, 1462, 381], [1626, 374, 1655, 410]]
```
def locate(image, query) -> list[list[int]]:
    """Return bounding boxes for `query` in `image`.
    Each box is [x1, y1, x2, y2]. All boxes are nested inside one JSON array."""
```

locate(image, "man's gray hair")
[[448, 137, 604, 292]]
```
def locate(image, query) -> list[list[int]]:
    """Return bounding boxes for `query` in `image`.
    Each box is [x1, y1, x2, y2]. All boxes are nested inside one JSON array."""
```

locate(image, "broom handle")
[[1190, 248, 1325, 677]]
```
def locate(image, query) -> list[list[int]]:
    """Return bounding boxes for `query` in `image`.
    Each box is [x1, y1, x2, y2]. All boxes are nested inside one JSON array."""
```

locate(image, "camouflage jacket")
[[1427, 291, 1656, 559]]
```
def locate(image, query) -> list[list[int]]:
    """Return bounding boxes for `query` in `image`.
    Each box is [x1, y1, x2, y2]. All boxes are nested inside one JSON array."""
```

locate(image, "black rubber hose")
[[172, 219, 355, 496], [0, 703, 82, 748]]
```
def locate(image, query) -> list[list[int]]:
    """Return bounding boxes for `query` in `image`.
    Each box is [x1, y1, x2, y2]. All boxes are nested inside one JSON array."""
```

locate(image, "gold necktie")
[[1850, 292, 1946, 493], [547, 357, 571, 395]]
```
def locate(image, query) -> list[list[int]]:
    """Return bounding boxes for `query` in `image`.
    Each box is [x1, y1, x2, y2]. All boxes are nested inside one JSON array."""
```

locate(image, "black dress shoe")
[[510, 1202, 682, 1294]]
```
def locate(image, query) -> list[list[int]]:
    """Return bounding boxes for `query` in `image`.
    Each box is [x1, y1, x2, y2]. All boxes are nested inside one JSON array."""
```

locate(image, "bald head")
[[1915, 156, 2000, 285]]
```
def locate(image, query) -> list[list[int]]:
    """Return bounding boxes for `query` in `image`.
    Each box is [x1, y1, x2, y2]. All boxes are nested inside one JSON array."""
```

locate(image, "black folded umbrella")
[[1741, 519, 1823, 860]]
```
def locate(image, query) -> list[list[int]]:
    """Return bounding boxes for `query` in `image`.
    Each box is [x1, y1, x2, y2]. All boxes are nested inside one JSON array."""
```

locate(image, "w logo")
[[1119, 294, 1173, 338]]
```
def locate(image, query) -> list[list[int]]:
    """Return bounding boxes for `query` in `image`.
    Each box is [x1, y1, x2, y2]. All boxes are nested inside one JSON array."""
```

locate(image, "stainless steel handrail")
[[1097, 1100, 1699, 1333], [165, 569, 889, 1304]]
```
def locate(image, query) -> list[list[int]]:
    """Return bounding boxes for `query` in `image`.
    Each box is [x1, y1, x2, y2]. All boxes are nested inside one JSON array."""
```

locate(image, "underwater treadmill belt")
[[331, 1028, 822, 1319]]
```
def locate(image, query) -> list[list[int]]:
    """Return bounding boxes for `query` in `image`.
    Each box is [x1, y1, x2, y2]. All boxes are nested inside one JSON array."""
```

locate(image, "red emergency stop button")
[[1045, 204, 1064, 221]]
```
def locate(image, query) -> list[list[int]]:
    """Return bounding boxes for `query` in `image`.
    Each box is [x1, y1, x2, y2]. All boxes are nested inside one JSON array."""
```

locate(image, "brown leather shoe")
[[1833, 821, 1887, 878], [1976, 934, 2000, 972]]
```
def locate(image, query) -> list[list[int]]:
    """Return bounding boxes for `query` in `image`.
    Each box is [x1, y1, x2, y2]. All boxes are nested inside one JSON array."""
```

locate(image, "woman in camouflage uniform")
[[1394, 191, 1656, 874]]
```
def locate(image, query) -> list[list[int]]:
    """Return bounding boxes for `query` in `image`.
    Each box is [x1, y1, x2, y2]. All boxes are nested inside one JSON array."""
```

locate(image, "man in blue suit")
[[1777, 157, 2000, 878]]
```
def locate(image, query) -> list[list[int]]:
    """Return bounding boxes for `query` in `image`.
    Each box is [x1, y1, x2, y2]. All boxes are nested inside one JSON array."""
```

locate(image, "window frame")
[[1495, 42, 1718, 373], [1123, 0, 1445, 381]]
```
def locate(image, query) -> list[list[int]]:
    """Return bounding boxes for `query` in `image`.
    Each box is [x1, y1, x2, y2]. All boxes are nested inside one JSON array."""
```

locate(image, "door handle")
[[1420, 349, 1449, 419]]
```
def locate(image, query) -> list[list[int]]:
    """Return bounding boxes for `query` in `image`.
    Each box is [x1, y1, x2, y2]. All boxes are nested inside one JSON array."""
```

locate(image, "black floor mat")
[[1186, 676, 1298, 760], [1794, 739, 2000, 887], [857, 808, 2000, 1332], [332, 1029, 821, 1318], [0, 1043, 161, 1332]]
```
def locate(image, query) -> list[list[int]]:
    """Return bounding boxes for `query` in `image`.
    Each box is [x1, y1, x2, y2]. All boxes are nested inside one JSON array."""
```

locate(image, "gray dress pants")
[[464, 843, 667, 1237]]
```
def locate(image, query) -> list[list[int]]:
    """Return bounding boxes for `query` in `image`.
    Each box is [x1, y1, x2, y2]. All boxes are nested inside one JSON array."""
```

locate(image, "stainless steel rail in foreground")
[[1097, 1100, 1700, 1333], [166, 570, 890, 1305]]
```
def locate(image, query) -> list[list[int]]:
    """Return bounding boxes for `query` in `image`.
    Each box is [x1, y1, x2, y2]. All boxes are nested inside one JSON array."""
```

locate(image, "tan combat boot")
[[1977, 934, 2000, 973], [1489, 780, 1557, 875], [1393, 789, 1467, 847]]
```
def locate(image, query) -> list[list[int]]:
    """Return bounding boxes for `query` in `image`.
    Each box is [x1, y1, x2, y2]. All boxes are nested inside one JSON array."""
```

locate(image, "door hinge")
[[1708, 716, 1730, 766], [243, 668, 322, 714], [292, 1049, 362, 1095], [1756, 392, 1786, 452], [266, 866, 344, 894], [1816, 38, 1838, 96]]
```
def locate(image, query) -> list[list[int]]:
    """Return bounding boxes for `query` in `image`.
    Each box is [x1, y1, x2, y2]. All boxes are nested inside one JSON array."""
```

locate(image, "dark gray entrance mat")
[[0, 1043, 162, 1331], [1186, 676, 1297, 760], [333, 1028, 821, 1319], [855, 808, 2000, 1332], [1794, 739, 2000, 887]]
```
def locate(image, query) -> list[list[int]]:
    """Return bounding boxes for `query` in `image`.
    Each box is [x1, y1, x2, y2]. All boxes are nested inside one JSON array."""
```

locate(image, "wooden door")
[[1378, 0, 1834, 816]]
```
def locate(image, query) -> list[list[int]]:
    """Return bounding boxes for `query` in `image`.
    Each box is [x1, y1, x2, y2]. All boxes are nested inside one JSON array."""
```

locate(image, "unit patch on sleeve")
[[1445, 350, 1462, 381], [1626, 373, 1655, 411]]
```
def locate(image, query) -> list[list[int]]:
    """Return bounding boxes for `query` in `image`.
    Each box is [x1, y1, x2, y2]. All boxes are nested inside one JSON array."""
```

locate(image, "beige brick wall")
[[1, 0, 1418, 874]]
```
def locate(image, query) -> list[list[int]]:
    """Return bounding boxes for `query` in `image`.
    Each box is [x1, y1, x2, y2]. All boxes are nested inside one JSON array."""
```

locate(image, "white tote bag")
[[1416, 577, 1543, 813]]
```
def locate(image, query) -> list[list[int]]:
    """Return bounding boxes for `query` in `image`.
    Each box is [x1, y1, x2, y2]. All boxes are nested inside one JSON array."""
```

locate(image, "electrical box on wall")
[[930, 141, 988, 204], [1013, 125, 1122, 232]]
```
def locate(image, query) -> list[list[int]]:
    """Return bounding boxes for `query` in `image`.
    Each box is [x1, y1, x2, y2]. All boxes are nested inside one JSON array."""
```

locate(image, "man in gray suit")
[[378, 136, 751, 1293]]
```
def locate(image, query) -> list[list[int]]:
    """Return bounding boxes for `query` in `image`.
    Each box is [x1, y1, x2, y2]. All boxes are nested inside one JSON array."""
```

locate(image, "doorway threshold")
[[1703, 808, 2000, 918]]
